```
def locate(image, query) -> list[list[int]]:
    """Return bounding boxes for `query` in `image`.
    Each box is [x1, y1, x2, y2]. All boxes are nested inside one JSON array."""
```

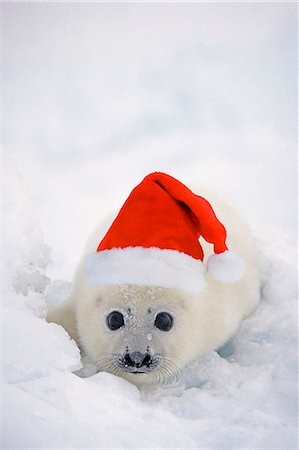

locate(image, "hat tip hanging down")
[[85, 172, 245, 292]]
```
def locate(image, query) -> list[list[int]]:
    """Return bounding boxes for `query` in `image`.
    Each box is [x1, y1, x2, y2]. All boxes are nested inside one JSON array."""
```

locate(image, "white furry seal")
[[47, 174, 260, 385]]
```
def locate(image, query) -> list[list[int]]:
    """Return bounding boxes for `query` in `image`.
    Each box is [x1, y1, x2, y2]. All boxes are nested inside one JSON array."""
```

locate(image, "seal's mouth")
[[116, 352, 161, 374], [96, 352, 182, 384]]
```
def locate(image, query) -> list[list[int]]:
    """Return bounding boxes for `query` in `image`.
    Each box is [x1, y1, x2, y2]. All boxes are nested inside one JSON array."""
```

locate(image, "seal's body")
[[48, 178, 260, 385]]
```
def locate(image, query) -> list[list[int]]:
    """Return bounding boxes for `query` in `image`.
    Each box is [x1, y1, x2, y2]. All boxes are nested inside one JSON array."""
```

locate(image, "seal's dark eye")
[[106, 311, 124, 330], [154, 312, 173, 331]]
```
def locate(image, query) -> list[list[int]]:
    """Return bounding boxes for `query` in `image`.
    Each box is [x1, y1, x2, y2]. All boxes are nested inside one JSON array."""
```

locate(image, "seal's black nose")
[[124, 352, 151, 368]]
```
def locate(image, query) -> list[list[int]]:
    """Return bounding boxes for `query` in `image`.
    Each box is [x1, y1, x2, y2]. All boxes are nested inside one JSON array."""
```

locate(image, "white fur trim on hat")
[[207, 250, 245, 283], [85, 247, 206, 294]]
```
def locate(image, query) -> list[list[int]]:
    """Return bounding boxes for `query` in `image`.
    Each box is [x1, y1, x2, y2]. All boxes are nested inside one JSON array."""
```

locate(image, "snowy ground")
[[2, 3, 298, 449]]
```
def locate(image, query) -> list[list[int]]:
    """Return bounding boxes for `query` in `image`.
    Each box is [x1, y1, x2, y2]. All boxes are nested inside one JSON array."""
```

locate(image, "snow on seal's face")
[[75, 283, 211, 385]]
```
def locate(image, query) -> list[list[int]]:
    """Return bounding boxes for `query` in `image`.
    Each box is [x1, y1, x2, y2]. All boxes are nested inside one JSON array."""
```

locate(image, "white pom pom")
[[207, 251, 245, 283]]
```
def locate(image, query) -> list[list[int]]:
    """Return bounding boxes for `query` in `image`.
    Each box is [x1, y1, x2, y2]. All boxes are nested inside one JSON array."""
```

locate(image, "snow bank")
[[2, 161, 297, 449]]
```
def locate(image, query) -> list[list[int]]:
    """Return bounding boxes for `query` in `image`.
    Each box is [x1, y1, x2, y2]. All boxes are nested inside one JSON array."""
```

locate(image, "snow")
[[2, 3, 298, 449]]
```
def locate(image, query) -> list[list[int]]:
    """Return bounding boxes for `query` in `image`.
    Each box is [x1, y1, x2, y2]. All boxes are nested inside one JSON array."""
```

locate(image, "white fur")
[[47, 189, 260, 385]]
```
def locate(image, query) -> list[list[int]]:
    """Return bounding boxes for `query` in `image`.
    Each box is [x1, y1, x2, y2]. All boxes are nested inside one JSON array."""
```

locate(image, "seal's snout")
[[124, 352, 152, 370]]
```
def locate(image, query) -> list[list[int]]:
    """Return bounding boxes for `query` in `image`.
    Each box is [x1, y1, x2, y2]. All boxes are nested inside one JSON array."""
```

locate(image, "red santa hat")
[[85, 172, 244, 293]]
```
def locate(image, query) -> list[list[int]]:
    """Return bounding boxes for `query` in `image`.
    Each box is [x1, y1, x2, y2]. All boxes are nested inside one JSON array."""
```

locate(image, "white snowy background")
[[2, 2, 298, 449]]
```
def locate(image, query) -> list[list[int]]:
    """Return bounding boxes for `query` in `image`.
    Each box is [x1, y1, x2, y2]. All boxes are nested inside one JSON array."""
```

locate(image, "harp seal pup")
[[47, 186, 260, 386]]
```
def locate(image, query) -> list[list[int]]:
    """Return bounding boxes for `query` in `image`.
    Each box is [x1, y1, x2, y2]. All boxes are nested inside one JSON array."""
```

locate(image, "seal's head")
[[75, 283, 212, 385], [47, 173, 257, 385], [76, 172, 245, 384]]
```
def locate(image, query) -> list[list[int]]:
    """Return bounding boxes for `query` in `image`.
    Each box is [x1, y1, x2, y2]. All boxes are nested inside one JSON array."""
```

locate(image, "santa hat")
[[85, 172, 244, 293]]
